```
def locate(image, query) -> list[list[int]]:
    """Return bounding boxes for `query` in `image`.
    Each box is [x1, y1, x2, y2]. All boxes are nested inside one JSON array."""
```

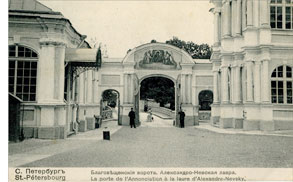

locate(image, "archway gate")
[[100, 89, 121, 125], [118, 43, 198, 127], [65, 43, 213, 129]]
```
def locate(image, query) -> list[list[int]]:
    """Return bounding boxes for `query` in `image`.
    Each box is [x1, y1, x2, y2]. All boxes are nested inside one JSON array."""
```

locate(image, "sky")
[[39, 0, 214, 58]]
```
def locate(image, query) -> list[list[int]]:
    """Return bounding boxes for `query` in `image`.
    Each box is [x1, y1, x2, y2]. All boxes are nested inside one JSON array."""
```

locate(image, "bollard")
[[103, 128, 110, 140]]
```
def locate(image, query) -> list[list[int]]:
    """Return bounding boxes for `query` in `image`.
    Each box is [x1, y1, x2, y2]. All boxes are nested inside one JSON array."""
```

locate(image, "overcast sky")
[[39, 0, 214, 57]]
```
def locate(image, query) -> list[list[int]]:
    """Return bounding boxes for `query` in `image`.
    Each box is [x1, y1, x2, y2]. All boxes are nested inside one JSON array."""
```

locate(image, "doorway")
[[139, 76, 176, 127], [198, 90, 213, 121], [100, 89, 121, 125]]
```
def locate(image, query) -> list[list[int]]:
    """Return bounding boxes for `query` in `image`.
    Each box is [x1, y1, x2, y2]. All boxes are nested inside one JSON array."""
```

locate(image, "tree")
[[165, 36, 211, 59], [140, 77, 175, 110], [102, 90, 118, 108]]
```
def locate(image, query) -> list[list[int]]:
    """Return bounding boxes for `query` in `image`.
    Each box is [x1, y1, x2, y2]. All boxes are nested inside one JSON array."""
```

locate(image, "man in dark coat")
[[178, 109, 185, 128], [128, 108, 136, 128]]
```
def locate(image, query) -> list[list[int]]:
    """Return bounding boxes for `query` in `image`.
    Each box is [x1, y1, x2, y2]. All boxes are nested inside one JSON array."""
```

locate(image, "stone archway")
[[198, 90, 213, 111], [100, 89, 121, 125], [198, 90, 213, 121], [120, 43, 195, 127], [137, 75, 176, 127]]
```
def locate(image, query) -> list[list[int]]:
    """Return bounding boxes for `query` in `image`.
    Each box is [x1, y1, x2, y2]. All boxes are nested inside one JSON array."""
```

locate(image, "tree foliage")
[[102, 90, 118, 107], [165, 37, 211, 59], [140, 77, 175, 109]]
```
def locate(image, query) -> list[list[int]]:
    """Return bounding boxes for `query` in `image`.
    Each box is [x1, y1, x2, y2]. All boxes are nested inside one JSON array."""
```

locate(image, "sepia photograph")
[[7, 0, 293, 181]]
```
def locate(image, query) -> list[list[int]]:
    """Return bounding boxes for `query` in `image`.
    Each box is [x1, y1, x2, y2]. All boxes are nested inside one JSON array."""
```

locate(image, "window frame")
[[271, 65, 293, 104], [9, 45, 38, 102], [270, 0, 293, 30]]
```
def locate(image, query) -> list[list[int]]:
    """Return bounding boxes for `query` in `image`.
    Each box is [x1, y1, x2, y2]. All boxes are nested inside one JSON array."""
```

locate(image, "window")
[[9, 45, 38, 101], [198, 90, 213, 111], [271, 65, 293, 104], [270, 0, 293, 29]]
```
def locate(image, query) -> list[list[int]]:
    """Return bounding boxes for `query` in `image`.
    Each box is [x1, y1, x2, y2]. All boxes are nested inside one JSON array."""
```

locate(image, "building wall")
[[9, 8, 88, 139], [9, 12, 214, 139], [210, 0, 293, 131]]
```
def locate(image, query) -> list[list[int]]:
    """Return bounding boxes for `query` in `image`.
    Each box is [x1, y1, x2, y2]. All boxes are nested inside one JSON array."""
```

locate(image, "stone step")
[[213, 124, 220, 128], [199, 120, 210, 123], [151, 112, 173, 119], [67, 131, 76, 137]]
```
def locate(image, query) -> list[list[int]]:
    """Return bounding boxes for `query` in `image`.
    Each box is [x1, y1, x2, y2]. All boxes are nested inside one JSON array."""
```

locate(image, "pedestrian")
[[178, 109, 185, 128], [147, 109, 154, 122], [128, 108, 136, 128]]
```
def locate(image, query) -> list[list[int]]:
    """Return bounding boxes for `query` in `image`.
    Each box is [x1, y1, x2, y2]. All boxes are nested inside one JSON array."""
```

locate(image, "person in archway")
[[147, 109, 154, 122], [128, 108, 136, 128], [178, 109, 185, 128]]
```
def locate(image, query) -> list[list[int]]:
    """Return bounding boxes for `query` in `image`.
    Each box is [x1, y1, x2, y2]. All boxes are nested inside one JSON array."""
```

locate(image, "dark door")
[[9, 95, 21, 142]]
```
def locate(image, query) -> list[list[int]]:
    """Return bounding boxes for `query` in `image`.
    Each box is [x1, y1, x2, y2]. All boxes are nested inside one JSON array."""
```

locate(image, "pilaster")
[[187, 74, 192, 104], [221, 66, 229, 103], [36, 38, 67, 139], [38, 42, 55, 103], [254, 62, 261, 103], [235, 0, 242, 35], [246, 61, 254, 102], [78, 74, 84, 103], [231, 0, 237, 36], [213, 70, 219, 103], [246, 0, 253, 27], [214, 11, 220, 44], [234, 65, 241, 103], [253, 0, 259, 27], [181, 74, 186, 104], [223, 0, 231, 37], [260, 0, 269, 26], [241, 0, 247, 31], [37, 38, 67, 103], [261, 59, 270, 103]]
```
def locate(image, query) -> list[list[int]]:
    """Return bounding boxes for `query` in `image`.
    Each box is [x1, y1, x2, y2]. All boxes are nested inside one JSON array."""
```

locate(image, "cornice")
[[39, 37, 67, 47], [9, 13, 84, 48]]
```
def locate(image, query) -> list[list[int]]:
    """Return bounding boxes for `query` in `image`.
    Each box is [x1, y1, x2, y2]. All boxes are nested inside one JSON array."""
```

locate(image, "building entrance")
[[100, 89, 121, 125], [139, 76, 175, 127], [117, 43, 202, 127]]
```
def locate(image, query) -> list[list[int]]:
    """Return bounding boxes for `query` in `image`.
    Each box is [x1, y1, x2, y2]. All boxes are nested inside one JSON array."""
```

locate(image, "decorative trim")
[[39, 38, 66, 47]]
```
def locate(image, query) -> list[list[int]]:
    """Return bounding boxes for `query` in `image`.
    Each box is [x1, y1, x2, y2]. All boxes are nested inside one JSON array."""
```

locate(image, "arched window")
[[271, 65, 293, 104], [9, 45, 38, 101], [198, 90, 213, 111]]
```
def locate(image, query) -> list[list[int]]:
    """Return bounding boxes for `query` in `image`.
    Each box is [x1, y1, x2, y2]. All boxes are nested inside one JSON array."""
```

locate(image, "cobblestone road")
[[19, 114, 293, 168]]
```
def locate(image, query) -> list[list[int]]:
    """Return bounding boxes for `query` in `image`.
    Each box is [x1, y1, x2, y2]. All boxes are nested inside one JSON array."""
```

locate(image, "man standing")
[[128, 108, 136, 128], [179, 109, 185, 128]]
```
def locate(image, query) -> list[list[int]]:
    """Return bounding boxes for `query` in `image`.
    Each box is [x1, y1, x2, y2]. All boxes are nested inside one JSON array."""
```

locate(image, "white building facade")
[[210, 0, 293, 130], [9, 0, 215, 140], [8, 0, 94, 139], [9, 0, 293, 141]]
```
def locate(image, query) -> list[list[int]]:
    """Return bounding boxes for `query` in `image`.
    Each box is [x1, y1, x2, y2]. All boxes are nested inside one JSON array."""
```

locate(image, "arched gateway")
[[97, 43, 213, 127], [13, 40, 212, 140]]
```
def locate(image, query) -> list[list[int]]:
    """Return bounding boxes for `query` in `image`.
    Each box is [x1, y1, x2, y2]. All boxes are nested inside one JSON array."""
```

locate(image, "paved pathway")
[[140, 112, 173, 127], [9, 120, 121, 167], [9, 113, 293, 167], [196, 123, 293, 137]]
